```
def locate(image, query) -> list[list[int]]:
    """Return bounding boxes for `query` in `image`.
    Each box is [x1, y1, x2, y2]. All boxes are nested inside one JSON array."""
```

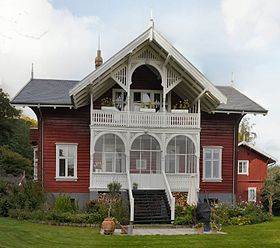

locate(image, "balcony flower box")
[[101, 106, 119, 112], [140, 108, 156, 113], [171, 109, 189, 114]]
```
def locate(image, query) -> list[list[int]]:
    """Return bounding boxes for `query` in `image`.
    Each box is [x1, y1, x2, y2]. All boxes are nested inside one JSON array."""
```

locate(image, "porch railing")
[[92, 110, 200, 129], [162, 171, 176, 221], [126, 169, 134, 223]]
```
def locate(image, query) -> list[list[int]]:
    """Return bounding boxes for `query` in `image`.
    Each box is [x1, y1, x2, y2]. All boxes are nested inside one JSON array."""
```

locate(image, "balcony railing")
[[92, 110, 200, 129]]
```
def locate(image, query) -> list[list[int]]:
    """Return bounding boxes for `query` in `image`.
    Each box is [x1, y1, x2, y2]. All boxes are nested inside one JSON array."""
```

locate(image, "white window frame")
[[248, 187, 257, 202], [238, 160, 249, 175], [203, 146, 223, 182], [55, 143, 78, 181], [33, 146, 38, 181]]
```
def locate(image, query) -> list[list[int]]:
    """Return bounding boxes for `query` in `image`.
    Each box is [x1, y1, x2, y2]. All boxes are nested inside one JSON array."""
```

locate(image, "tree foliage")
[[261, 166, 280, 215], [238, 117, 257, 144], [0, 88, 33, 176], [0, 89, 21, 119]]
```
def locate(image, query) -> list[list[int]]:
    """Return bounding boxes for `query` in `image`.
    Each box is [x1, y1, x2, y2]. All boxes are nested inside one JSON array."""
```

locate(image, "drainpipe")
[[233, 114, 245, 204], [38, 105, 44, 189]]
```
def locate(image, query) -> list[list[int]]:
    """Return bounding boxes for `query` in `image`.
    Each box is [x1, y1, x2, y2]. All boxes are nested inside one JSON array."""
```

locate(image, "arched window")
[[130, 135, 161, 174], [166, 135, 196, 174], [93, 134, 125, 173]]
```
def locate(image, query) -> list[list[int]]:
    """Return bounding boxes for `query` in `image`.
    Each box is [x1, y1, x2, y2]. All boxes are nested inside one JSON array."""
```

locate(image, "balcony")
[[91, 110, 200, 129]]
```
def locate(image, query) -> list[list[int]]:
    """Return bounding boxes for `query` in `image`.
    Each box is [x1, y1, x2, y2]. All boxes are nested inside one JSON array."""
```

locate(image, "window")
[[33, 146, 38, 181], [203, 146, 222, 182], [113, 89, 127, 111], [238, 160, 249, 175], [93, 134, 126, 173], [56, 144, 78, 180], [130, 135, 161, 174], [248, 187, 257, 202], [165, 135, 197, 174]]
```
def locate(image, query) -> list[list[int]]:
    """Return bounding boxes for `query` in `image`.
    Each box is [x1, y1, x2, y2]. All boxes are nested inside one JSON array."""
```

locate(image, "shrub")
[[0, 146, 32, 177], [211, 202, 271, 226], [174, 205, 195, 225], [54, 195, 77, 213]]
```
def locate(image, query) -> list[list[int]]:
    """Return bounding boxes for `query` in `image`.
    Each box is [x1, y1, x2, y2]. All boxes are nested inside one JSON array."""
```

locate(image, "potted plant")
[[171, 99, 190, 113], [101, 181, 122, 235], [132, 182, 138, 190], [195, 222, 204, 233], [101, 97, 118, 111]]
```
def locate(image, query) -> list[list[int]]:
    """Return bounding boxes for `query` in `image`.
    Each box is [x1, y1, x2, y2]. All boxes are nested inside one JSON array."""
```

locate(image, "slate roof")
[[11, 79, 267, 114], [215, 86, 267, 114], [11, 79, 78, 106]]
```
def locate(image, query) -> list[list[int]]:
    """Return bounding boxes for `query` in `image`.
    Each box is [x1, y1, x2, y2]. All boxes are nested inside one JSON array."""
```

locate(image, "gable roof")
[[69, 26, 227, 109], [11, 78, 268, 115], [215, 86, 267, 114], [239, 141, 277, 164], [11, 78, 78, 106]]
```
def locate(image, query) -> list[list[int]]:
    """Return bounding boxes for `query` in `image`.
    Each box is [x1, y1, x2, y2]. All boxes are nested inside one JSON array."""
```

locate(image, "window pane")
[[205, 150, 212, 159], [68, 158, 74, 177], [238, 163, 243, 173], [166, 155, 175, 173], [105, 134, 115, 152], [134, 92, 141, 102], [176, 136, 186, 154], [68, 146, 75, 157], [141, 135, 151, 150], [105, 153, 113, 172], [59, 147, 66, 157], [213, 151, 220, 160], [205, 161, 212, 178], [213, 161, 220, 178], [59, 159, 66, 176], [115, 136, 125, 152]]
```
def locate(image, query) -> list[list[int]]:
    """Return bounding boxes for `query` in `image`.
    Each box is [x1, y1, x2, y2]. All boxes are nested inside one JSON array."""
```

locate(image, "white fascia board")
[[238, 141, 278, 163], [153, 30, 227, 104], [11, 103, 73, 108], [69, 28, 152, 97]]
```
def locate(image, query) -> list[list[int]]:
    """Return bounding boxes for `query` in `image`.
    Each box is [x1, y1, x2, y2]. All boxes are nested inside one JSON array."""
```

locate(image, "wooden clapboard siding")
[[33, 106, 90, 193], [237, 145, 269, 203], [200, 112, 241, 194]]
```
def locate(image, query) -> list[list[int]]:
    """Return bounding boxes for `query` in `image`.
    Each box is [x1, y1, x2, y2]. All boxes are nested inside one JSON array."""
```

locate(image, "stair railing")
[[126, 168, 134, 223], [162, 171, 175, 221]]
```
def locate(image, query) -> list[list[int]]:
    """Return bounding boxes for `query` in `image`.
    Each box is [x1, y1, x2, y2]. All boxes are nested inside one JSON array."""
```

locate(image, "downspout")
[[38, 105, 44, 189], [233, 114, 245, 204]]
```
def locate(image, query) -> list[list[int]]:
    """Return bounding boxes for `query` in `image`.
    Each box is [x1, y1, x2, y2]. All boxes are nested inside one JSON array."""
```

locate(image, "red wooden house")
[[12, 23, 268, 223], [237, 141, 277, 203]]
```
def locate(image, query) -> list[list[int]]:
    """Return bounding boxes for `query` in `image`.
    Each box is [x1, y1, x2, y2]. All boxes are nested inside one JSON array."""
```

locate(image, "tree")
[[262, 167, 280, 215], [0, 88, 33, 176], [0, 89, 21, 119], [238, 117, 257, 144]]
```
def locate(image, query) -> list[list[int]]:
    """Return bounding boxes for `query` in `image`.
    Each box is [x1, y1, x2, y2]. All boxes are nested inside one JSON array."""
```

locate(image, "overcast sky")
[[0, 0, 279, 160]]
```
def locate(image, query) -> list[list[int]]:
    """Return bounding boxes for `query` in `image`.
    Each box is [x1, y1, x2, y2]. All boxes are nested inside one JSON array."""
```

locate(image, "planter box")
[[101, 106, 118, 112], [171, 109, 189, 114], [140, 108, 156, 113]]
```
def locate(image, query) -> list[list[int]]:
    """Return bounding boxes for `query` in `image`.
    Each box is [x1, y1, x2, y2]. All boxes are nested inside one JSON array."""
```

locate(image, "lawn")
[[0, 217, 280, 248]]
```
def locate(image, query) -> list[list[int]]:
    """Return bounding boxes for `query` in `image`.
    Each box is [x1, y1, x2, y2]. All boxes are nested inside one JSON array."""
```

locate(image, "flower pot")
[[196, 227, 204, 233], [171, 109, 189, 114], [101, 218, 115, 235]]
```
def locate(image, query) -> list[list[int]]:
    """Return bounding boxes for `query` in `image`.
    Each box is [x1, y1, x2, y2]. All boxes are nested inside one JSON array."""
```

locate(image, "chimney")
[[95, 35, 103, 69]]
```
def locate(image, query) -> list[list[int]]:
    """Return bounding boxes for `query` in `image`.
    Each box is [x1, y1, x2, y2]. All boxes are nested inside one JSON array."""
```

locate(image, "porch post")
[[89, 92, 95, 192]]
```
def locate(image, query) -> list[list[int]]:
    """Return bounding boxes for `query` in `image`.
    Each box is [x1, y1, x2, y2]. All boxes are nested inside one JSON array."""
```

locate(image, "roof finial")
[[31, 63, 34, 79], [230, 71, 235, 87], [95, 34, 103, 69], [149, 8, 154, 29]]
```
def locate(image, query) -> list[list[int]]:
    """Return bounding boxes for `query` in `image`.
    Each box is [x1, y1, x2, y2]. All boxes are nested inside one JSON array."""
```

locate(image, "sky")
[[0, 0, 279, 160]]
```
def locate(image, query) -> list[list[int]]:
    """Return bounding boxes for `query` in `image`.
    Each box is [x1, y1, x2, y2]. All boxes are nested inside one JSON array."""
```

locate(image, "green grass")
[[0, 217, 280, 248]]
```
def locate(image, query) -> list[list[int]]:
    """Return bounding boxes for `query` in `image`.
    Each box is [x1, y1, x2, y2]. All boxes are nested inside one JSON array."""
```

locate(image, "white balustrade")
[[90, 173, 128, 190], [162, 171, 176, 221], [166, 173, 198, 192], [92, 110, 200, 128]]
